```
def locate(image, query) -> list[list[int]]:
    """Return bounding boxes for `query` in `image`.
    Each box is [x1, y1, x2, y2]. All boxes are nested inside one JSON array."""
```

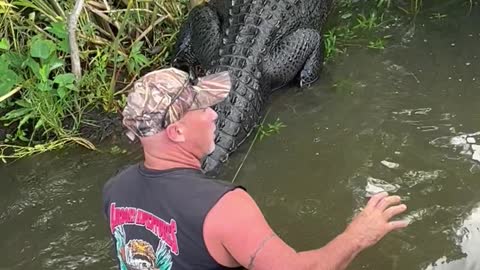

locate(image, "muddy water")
[[1, 5, 480, 270]]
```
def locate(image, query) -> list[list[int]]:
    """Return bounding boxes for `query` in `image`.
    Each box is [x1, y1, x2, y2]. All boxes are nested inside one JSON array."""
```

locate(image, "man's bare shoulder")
[[205, 187, 267, 239], [213, 188, 262, 218]]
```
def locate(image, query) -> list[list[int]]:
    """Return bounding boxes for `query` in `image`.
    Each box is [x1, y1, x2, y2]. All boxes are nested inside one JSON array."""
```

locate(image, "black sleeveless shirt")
[[102, 163, 244, 270]]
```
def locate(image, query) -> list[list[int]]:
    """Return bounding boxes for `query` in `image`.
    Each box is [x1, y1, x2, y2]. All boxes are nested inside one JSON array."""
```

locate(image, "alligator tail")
[[202, 57, 267, 175]]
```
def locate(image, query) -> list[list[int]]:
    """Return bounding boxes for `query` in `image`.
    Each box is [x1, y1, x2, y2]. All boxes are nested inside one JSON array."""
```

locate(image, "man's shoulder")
[[102, 163, 140, 195], [206, 187, 257, 223], [171, 169, 245, 192], [216, 188, 255, 209], [195, 174, 247, 198], [101, 163, 141, 218], [170, 171, 247, 216], [205, 187, 265, 239]]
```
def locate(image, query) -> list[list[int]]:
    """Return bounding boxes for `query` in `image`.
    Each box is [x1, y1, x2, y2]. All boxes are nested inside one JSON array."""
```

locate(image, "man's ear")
[[165, 123, 185, 143]]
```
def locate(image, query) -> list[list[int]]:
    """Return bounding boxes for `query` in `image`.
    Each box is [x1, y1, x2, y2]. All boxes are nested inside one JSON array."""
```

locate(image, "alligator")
[[172, 0, 332, 175]]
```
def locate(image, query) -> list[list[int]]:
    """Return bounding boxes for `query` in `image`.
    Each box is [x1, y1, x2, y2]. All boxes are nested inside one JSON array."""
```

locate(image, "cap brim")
[[190, 71, 231, 110]]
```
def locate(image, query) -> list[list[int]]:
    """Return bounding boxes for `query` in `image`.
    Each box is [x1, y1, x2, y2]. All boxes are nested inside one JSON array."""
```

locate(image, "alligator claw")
[[300, 69, 318, 88]]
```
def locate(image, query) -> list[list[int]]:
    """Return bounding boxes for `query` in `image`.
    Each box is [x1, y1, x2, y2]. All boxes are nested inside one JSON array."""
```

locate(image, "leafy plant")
[[354, 12, 383, 31], [0, 0, 189, 160], [324, 26, 359, 61], [0, 41, 22, 101], [368, 38, 386, 49], [259, 118, 287, 140], [324, 30, 341, 60], [0, 31, 80, 142]]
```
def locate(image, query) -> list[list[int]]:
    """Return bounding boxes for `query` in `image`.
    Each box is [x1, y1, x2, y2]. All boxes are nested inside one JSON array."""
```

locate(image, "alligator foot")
[[299, 33, 324, 88], [265, 28, 323, 91], [300, 69, 318, 88]]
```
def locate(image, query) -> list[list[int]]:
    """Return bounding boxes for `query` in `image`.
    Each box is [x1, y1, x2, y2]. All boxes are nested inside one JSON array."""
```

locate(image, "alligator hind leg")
[[264, 28, 323, 90], [299, 33, 324, 88], [172, 4, 222, 74]]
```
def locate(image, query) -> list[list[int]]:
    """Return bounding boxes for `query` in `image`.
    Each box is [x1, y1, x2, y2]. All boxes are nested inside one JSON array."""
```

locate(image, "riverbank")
[[0, 0, 189, 160]]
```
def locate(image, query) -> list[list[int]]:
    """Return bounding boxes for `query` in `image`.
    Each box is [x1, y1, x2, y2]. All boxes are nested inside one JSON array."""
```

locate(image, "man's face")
[[179, 107, 218, 158]]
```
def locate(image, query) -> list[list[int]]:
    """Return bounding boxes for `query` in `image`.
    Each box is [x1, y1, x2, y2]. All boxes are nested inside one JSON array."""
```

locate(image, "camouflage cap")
[[122, 67, 231, 141]]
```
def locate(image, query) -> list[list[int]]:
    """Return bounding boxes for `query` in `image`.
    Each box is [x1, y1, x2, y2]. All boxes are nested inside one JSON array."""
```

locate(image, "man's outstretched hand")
[[343, 192, 409, 250]]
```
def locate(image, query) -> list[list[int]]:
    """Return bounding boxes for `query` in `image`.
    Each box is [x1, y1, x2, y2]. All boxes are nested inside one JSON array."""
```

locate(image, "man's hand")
[[343, 192, 409, 250]]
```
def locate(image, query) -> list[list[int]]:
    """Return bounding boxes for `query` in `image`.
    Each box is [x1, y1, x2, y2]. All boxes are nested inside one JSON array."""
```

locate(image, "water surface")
[[1, 5, 480, 270]]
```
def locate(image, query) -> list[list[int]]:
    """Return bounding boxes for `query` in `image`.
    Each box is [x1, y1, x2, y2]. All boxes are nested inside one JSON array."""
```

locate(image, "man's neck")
[[143, 145, 202, 171]]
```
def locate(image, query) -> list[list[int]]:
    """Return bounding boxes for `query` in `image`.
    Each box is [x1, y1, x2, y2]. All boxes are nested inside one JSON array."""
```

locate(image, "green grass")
[[323, 0, 475, 62]]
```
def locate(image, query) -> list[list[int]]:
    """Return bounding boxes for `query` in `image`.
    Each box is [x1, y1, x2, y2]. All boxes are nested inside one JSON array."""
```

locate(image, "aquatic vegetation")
[[354, 12, 384, 31], [0, 136, 95, 163], [368, 38, 386, 50], [259, 118, 287, 141], [323, 0, 476, 62], [323, 29, 348, 60], [429, 12, 448, 20], [230, 111, 286, 183], [323, 1, 390, 61]]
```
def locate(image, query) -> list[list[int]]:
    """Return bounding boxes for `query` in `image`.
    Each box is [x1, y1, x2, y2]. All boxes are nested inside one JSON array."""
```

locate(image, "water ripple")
[[0, 178, 74, 224], [40, 232, 112, 269], [430, 131, 480, 172], [400, 170, 447, 188]]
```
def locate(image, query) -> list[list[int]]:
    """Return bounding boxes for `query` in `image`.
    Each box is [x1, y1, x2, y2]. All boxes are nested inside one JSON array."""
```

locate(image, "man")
[[102, 67, 409, 270]]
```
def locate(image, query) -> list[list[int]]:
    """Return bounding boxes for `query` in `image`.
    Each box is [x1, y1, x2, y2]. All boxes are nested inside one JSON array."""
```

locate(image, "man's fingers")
[[388, 220, 410, 231], [366, 192, 389, 210], [376, 195, 402, 211], [383, 204, 407, 220]]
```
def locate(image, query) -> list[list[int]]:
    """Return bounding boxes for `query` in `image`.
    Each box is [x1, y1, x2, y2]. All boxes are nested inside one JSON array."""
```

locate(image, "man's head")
[[122, 67, 231, 158]]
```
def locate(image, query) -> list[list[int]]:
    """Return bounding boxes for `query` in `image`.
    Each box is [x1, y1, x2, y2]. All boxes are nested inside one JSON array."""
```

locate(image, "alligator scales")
[[173, 0, 332, 174]]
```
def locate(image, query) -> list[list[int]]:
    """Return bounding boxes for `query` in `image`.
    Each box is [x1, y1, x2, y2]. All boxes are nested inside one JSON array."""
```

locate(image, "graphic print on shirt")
[[110, 203, 179, 270]]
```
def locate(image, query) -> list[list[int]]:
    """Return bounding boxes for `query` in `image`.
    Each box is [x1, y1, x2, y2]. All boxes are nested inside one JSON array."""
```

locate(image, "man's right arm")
[[210, 189, 408, 270]]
